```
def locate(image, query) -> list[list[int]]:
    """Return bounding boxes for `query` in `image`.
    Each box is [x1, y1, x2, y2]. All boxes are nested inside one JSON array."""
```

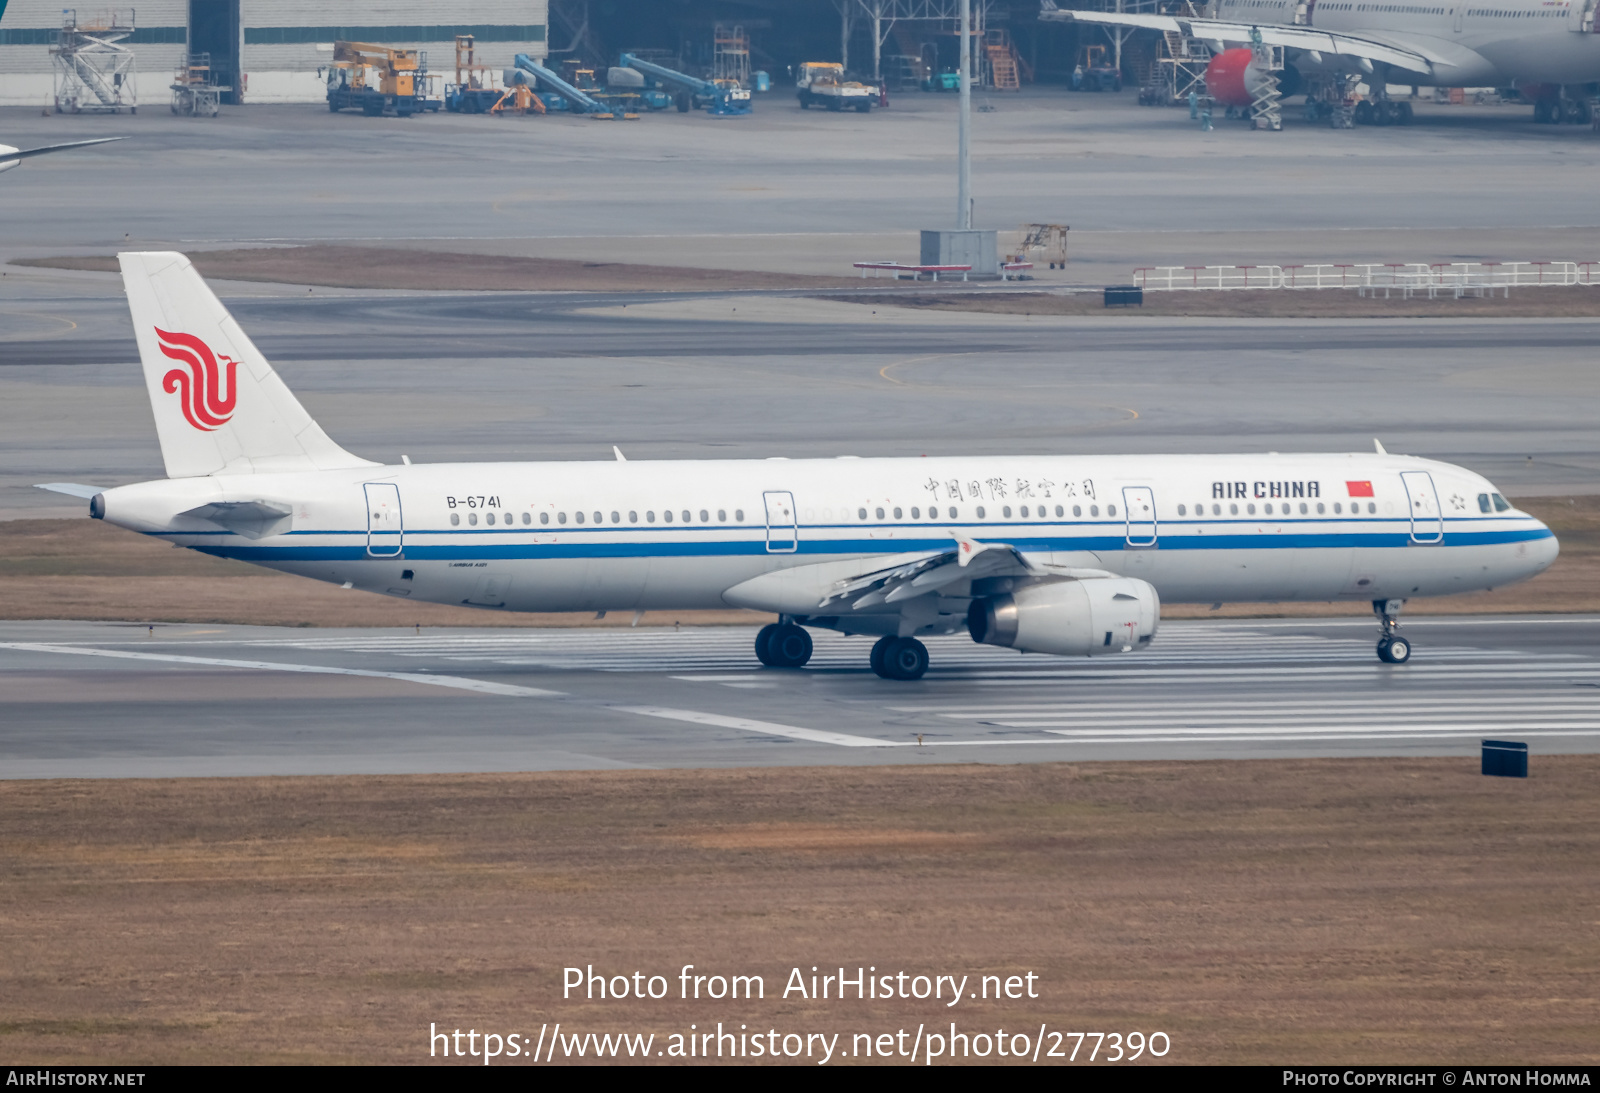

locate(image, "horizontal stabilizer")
[[34, 482, 102, 499]]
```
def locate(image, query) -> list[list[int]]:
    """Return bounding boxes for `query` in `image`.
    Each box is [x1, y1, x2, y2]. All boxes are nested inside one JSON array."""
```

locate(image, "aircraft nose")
[[1524, 521, 1560, 576]]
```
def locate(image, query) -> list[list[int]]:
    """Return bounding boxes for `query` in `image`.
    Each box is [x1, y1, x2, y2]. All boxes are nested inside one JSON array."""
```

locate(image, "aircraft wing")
[[1039, 2, 1438, 75], [0, 136, 126, 162], [34, 482, 103, 498], [724, 533, 1119, 617]]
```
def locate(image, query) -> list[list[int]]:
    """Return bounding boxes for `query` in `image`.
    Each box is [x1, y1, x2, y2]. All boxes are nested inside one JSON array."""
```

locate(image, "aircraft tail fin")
[[118, 251, 378, 478]]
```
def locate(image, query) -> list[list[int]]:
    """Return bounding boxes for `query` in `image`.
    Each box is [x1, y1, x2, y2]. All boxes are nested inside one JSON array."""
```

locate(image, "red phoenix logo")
[[156, 327, 238, 431]]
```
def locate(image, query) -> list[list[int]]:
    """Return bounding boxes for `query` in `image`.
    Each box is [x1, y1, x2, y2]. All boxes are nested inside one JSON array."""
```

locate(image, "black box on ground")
[[1482, 739, 1528, 778]]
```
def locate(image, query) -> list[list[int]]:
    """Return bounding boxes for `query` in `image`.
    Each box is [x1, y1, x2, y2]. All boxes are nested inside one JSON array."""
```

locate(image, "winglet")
[[613, 446, 627, 462], [952, 533, 996, 567], [1373, 438, 1388, 455]]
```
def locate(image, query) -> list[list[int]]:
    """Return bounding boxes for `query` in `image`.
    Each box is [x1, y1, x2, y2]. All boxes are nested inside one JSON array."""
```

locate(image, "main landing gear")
[[870, 635, 929, 681], [1374, 598, 1411, 664], [755, 621, 813, 668]]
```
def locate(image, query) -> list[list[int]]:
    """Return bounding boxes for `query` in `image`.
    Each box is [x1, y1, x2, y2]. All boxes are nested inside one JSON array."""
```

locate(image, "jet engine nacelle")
[[967, 577, 1160, 657], [1204, 48, 1273, 108]]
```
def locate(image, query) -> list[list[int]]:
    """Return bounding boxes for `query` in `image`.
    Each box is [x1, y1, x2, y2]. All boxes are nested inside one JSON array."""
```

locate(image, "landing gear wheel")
[[879, 636, 929, 681], [1377, 636, 1412, 664], [754, 623, 780, 666], [869, 635, 896, 677], [766, 624, 813, 668]]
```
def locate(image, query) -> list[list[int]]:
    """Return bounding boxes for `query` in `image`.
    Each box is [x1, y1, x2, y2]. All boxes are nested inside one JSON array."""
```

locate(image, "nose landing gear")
[[1374, 598, 1412, 664]]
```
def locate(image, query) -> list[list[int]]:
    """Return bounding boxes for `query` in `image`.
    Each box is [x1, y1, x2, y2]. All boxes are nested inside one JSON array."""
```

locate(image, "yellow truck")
[[795, 62, 878, 112], [324, 41, 441, 117]]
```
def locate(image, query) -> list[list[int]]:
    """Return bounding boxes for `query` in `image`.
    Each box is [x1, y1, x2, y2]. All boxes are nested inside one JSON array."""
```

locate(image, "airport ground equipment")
[[324, 42, 441, 117], [714, 24, 751, 90], [795, 62, 877, 112], [619, 53, 751, 115], [169, 53, 228, 117], [1017, 224, 1069, 270], [51, 9, 137, 115], [445, 35, 504, 114], [512, 53, 636, 117]]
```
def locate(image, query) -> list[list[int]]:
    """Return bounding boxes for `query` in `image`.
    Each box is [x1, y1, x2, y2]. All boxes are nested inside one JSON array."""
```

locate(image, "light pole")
[[957, 0, 972, 228]]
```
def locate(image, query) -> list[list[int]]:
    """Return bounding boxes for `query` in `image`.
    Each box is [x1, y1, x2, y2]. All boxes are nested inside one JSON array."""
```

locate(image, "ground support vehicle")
[[619, 53, 751, 115], [796, 62, 878, 112], [324, 41, 440, 117]]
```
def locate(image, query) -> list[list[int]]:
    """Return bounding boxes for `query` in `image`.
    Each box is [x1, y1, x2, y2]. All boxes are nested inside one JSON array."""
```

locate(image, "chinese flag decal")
[[1346, 480, 1375, 497]]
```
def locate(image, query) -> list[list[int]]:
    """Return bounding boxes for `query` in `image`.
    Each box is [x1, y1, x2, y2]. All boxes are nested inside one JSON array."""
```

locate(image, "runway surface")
[[3, 615, 1596, 778]]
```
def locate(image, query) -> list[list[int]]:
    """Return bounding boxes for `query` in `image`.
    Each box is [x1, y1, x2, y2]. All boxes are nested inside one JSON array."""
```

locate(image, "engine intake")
[[968, 578, 1160, 657]]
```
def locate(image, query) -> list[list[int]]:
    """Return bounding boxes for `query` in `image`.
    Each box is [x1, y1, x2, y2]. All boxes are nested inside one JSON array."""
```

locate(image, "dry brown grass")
[[1, 496, 1591, 627], [830, 287, 1600, 319], [1, 760, 1595, 1064], [14, 246, 868, 294]]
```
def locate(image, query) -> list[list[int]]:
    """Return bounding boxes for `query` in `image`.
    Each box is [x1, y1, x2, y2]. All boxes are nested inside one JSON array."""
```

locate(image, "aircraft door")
[[763, 490, 797, 553], [1400, 471, 1443, 544], [1123, 486, 1157, 546], [1569, 0, 1596, 32], [364, 482, 404, 556]]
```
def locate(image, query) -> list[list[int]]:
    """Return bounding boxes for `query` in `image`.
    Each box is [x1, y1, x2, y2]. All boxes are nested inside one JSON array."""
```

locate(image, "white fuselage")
[[95, 451, 1556, 628], [1219, 0, 1600, 84]]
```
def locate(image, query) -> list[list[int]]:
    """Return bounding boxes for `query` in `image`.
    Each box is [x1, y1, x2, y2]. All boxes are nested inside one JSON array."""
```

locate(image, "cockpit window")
[[1477, 493, 1491, 514], [1492, 493, 1511, 513]]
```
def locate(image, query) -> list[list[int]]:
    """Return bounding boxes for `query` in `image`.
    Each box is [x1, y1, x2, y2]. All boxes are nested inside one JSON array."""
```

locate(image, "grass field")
[[0, 497, 1590, 627], [1, 759, 1595, 1064]]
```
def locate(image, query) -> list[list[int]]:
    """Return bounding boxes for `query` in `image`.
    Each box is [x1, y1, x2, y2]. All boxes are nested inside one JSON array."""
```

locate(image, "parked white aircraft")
[[1043, 0, 1600, 123], [0, 136, 124, 175], [36, 253, 1557, 679]]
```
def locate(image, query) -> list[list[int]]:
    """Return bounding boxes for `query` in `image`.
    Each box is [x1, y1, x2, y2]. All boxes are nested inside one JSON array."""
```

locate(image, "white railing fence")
[[1132, 261, 1600, 294]]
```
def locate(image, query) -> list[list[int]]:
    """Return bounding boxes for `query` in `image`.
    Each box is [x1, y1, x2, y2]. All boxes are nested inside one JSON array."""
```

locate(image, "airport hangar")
[[0, 0, 1104, 107]]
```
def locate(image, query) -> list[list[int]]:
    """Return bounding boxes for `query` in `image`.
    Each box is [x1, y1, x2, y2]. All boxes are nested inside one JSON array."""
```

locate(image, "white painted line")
[[615, 706, 907, 748], [670, 674, 764, 681], [0, 643, 565, 698]]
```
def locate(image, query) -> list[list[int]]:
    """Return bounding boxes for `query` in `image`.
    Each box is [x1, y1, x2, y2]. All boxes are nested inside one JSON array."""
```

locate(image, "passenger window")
[[976, 506, 986, 518], [522, 512, 531, 525], [612, 511, 621, 524], [486, 512, 496, 525], [646, 511, 655, 523], [894, 507, 903, 519], [451, 512, 460, 526], [1212, 503, 1221, 515], [663, 510, 673, 522], [682, 510, 691, 523], [575, 512, 585, 524], [911, 507, 920, 519], [1073, 505, 1082, 517], [1090, 505, 1099, 517], [1055, 504, 1064, 517], [859, 508, 868, 520], [1229, 504, 1238, 515], [540, 511, 550, 525], [1247, 504, 1255, 515], [630, 511, 639, 523], [929, 506, 940, 519], [469, 512, 479, 526], [1368, 502, 1377, 514], [875, 507, 884, 520], [1003, 506, 1013, 518], [557, 512, 567, 525], [1316, 502, 1324, 514], [717, 509, 726, 522], [1299, 502, 1308, 515], [1492, 493, 1511, 512], [699, 509, 709, 523], [1178, 504, 1186, 516], [735, 509, 744, 521], [1264, 503, 1273, 515], [1108, 505, 1117, 517]]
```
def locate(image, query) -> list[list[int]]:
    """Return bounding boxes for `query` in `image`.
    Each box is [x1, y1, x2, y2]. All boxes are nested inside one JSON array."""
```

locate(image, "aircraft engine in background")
[[967, 577, 1160, 657], [1203, 48, 1277, 108]]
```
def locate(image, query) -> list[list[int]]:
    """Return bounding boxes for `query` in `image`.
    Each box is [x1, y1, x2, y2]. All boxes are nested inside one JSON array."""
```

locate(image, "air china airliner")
[[37, 253, 1558, 680]]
